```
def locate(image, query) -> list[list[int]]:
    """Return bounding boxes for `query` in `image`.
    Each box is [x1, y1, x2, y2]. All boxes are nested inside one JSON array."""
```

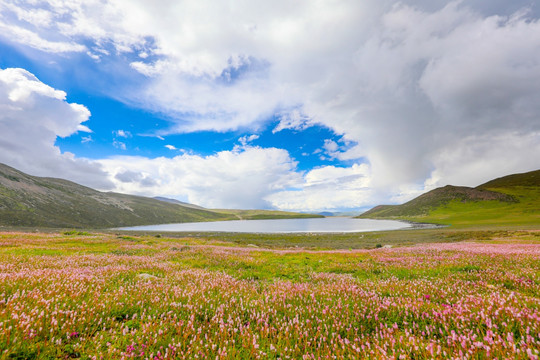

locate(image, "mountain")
[[360, 185, 516, 218], [0, 163, 233, 228], [359, 169, 540, 227], [318, 212, 335, 217]]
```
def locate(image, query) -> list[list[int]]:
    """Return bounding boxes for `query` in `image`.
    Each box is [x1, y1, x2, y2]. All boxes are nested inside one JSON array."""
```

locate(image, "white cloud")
[[273, 109, 312, 133], [0, 68, 112, 189], [164, 144, 177, 150], [113, 140, 126, 150], [114, 129, 131, 138], [294, 1, 540, 194], [425, 132, 540, 189], [320, 139, 340, 160], [316, 139, 364, 162], [1, 1, 540, 210], [0, 67, 371, 210], [267, 164, 373, 211], [0, 21, 86, 53], [238, 134, 259, 146], [0, 67, 403, 212], [0, 0, 147, 57], [114, 1, 540, 196], [98, 146, 302, 209]]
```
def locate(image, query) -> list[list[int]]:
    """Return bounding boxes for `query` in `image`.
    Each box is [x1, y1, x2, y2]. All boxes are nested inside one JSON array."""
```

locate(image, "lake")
[[119, 217, 411, 233]]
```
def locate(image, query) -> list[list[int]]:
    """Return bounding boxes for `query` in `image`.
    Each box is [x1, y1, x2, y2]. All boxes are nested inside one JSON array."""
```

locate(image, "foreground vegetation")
[[1, 230, 540, 359]]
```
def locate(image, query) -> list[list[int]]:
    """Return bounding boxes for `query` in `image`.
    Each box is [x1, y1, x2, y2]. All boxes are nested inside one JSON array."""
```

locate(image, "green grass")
[[1, 229, 538, 280], [399, 186, 540, 228], [1, 230, 540, 359], [360, 169, 540, 228]]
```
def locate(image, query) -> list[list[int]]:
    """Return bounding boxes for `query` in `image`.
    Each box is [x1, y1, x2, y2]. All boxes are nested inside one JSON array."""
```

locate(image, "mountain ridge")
[[0, 163, 234, 228], [0, 163, 323, 228]]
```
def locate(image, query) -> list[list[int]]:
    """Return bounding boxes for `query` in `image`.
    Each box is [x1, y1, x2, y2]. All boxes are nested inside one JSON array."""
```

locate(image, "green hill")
[[478, 170, 540, 189], [359, 169, 540, 228], [0, 163, 235, 228]]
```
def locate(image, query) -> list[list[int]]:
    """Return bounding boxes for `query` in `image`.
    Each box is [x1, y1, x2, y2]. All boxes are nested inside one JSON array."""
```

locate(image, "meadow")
[[1, 230, 540, 359]]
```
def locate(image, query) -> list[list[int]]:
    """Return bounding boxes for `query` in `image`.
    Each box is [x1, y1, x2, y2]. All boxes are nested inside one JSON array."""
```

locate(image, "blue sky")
[[0, 0, 539, 211]]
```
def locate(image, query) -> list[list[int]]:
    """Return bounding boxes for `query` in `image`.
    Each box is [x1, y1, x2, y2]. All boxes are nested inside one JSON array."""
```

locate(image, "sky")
[[0, 0, 539, 212]]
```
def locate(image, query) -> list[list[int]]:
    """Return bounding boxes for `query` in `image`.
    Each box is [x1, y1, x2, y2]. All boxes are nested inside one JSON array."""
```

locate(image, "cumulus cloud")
[[273, 109, 313, 133], [98, 146, 302, 209], [0, 0, 148, 56], [425, 132, 540, 189], [267, 164, 373, 211], [0, 68, 112, 189], [238, 134, 259, 146], [353, 2, 540, 191], [114, 130, 131, 138], [78, 1, 540, 195], [114, 169, 156, 187], [99, 149, 376, 212], [0, 66, 372, 211], [1, 1, 540, 209], [113, 140, 126, 150], [0, 21, 86, 53]]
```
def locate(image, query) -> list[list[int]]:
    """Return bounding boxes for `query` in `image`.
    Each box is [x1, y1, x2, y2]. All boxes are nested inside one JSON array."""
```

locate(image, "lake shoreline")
[[402, 220, 448, 230], [117, 217, 413, 234]]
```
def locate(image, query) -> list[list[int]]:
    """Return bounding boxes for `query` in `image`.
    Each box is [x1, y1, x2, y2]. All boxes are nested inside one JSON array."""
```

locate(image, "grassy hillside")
[[360, 185, 515, 218], [359, 169, 540, 228], [0, 163, 234, 228], [478, 169, 540, 189]]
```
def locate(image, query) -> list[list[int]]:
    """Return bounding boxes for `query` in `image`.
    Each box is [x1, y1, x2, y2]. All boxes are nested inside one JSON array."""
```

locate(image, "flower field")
[[1, 231, 540, 359]]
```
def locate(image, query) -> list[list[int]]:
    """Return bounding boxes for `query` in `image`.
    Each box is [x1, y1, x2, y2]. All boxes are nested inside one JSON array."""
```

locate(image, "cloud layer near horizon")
[[0, 1, 539, 211]]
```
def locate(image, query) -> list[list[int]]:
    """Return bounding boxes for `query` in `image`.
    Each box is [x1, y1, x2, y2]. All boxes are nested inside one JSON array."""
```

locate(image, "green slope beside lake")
[[359, 169, 540, 228]]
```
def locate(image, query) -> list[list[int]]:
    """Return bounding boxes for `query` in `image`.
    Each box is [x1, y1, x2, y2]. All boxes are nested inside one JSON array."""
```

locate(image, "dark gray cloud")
[[411, 0, 540, 17], [115, 170, 157, 187]]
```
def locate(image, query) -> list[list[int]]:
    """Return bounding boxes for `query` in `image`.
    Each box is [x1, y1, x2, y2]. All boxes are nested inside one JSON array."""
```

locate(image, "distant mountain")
[[318, 212, 334, 217], [359, 169, 540, 227], [315, 211, 362, 217], [153, 196, 206, 210], [211, 209, 324, 220], [0, 163, 233, 228], [332, 211, 363, 217]]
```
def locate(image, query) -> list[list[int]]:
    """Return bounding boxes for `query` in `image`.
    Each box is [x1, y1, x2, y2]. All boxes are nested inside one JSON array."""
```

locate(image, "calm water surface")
[[119, 217, 411, 233]]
